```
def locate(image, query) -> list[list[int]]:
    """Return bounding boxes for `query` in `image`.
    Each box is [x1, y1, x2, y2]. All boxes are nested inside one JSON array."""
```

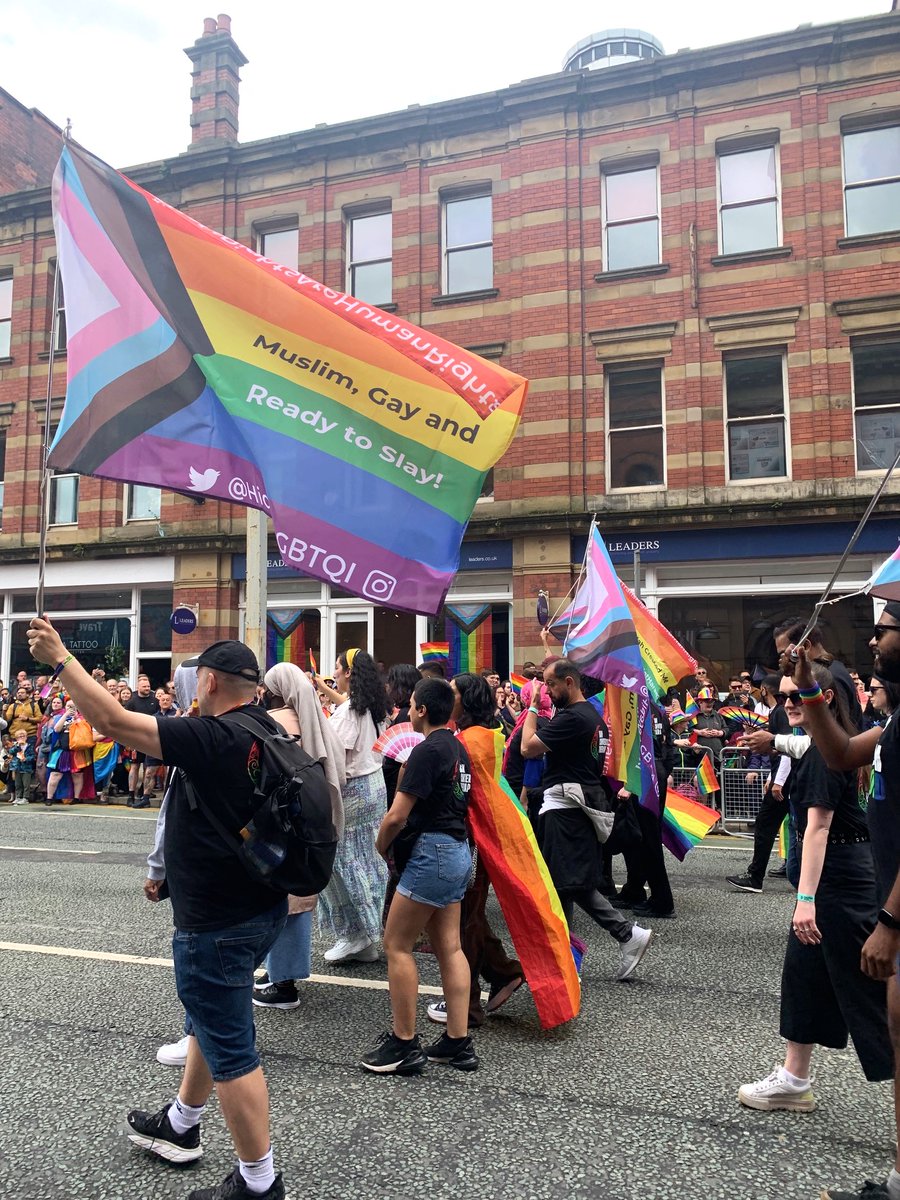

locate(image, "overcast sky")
[[2, 0, 885, 169]]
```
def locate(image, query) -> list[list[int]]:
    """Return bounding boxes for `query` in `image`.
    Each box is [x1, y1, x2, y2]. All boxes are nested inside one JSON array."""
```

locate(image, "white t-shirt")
[[329, 701, 385, 778]]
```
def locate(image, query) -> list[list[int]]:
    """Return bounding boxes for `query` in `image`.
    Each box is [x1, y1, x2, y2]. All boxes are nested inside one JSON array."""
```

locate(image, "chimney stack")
[[184, 15, 248, 150]]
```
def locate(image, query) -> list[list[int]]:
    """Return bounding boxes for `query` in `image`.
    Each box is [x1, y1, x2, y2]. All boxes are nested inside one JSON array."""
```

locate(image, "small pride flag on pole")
[[695, 755, 719, 795], [419, 642, 450, 663], [509, 673, 529, 695]]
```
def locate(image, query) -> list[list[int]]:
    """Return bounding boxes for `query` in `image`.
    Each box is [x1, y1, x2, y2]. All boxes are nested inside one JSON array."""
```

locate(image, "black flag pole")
[[791, 441, 900, 656], [35, 118, 71, 620]]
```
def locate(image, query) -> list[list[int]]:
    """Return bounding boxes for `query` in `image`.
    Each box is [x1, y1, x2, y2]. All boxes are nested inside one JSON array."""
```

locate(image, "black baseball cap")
[[182, 640, 260, 683]]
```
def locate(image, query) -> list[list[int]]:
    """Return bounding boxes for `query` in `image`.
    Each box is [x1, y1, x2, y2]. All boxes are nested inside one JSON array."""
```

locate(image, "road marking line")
[[0, 846, 100, 855], [0, 810, 156, 822], [0, 940, 444, 995]]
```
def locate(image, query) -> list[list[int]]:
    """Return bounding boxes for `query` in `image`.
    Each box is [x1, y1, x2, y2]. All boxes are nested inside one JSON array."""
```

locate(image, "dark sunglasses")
[[872, 624, 900, 640], [774, 691, 803, 705]]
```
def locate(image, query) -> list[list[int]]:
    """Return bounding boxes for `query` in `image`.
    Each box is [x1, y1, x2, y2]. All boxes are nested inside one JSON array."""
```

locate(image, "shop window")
[[48, 472, 78, 525], [606, 365, 665, 490], [257, 226, 299, 270], [602, 164, 660, 271], [725, 353, 788, 481], [0, 273, 12, 358], [477, 468, 495, 501], [139, 588, 174, 653], [12, 588, 130, 613], [843, 125, 900, 239], [853, 337, 900, 471], [266, 608, 321, 673], [717, 145, 779, 255], [429, 603, 510, 679], [126, 484, 161, 522], [13, 616, 130, 677], [48, 259, 66, 352], [347, 210, 392, 305], [442, 192, 493, 294]]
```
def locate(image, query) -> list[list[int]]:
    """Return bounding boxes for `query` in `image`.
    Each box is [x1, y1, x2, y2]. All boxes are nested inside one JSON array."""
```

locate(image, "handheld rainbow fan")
[[717, 705, 769, 729], [373, 722, 425, 763]]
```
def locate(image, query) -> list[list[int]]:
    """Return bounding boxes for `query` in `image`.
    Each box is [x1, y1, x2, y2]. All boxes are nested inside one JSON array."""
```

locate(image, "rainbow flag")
[[621, 583, 696, 703], [420, 642, 450, 663], [695, 755, 720, 795], [49, 144, 528, 616], [446, 605, 492, 675], [604, 685, 659, 814], [266, 610, 308, 671], [457, 725, 580, 1030], [509, 673, 529, 694], [866, 546, 900, 602], [778, 816, 789, 861], [682, 692, 700, 722], [662, 788, 721, 861]]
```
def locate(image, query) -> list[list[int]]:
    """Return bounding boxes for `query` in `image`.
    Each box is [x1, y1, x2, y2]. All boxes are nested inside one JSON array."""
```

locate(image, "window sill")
[[432, 288, 499, 307], [47, 522, 78, 529], [373, 302, 398, 313], [726, 476, 791, 486], [594, 263, 669, 282], [0, 357, 12, 367], [37, 350, 67, 360], [836, 231, 900, 249], [710, 247, 792, 266], [607, 485, 667, 494], [475, 494, 495, 504]]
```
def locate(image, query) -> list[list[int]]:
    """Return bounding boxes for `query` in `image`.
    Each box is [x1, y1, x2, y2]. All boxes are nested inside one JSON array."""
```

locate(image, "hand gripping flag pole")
[[790, 442, 900, 657]]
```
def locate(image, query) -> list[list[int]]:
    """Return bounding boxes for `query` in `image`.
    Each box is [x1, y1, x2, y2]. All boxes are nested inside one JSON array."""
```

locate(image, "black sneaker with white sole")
[[425, 1032, 479, 1071], [727, 874, 763, 893], [126, 1102, 202, 1163], [360, 1031, 428, 1075], [188, 1167, 285, 1200], [252, 980, 300, 1010]]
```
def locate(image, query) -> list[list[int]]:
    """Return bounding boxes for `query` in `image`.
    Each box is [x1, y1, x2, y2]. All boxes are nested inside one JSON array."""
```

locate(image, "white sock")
[[167, 1095, 206, 1135], [778, 1065, 809, 1088], [239, 1146, 276, 1194], [887, 1168, 900, 1199]]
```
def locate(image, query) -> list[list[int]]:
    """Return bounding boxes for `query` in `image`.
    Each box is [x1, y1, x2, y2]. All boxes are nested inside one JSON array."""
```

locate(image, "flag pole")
[[36, 118, 71, 619], [792, 443, 900, 652]]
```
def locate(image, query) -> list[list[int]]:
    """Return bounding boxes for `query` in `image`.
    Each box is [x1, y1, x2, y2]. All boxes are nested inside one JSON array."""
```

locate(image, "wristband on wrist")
[[798, 683, 824, 705], [53, 653, 74, 679], [528, 705, 539, 715], [796, 892, 815, 903]]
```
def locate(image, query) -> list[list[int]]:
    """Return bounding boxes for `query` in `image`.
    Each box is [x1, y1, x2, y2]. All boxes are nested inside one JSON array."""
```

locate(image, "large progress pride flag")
[[50, 145, 528, 615]]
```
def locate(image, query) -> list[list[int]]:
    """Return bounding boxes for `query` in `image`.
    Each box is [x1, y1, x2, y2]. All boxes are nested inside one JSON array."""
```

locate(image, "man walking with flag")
[[521, 658, 653, 981]]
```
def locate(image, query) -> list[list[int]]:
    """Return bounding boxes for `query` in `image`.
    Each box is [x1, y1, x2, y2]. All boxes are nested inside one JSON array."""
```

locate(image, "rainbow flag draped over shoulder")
[[621, 583, 696, 703], [457, 725, 580, 1030], [662, 788, 720, 861], [50, 144, 528, 616]]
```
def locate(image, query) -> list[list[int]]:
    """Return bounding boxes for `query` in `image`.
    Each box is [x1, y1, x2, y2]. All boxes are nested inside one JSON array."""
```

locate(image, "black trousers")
[[622, 780, 674, 913], [747, 786, 789, 885], [780, 841, 892, 1082]]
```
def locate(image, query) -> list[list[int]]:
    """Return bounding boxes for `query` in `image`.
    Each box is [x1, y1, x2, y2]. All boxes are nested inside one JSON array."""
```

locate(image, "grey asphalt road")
[[0, 804, 894, 1200]]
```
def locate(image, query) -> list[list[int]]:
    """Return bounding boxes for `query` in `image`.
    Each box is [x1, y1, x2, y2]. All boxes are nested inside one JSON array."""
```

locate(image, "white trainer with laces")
[[616, 925, 653, 981], [156, 1034, 190, 1067], [427, 999, 448, 1024], [738, 1066, 816, 1112], [323, 937, 378, 964]]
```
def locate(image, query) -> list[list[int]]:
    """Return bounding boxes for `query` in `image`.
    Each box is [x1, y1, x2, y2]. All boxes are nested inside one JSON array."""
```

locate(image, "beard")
[[875, 649, 900, 684], [553, 691, 570, 708]]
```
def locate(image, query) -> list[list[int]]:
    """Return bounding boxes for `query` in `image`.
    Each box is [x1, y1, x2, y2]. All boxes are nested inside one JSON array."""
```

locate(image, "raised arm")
[[791, 648, 880, 771]]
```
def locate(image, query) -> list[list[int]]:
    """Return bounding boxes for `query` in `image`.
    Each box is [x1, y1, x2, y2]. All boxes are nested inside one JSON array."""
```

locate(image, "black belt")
[[797, 831, 870, 846]]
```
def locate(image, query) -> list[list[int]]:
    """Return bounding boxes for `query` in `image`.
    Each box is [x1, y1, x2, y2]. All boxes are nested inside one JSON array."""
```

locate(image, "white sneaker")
[[156, 1034, 190, 1067], [616, 925, 653, 981], [738, 1067, 816, 1112], [427, 998, 448, 1024], [323, 937, 378, 963]]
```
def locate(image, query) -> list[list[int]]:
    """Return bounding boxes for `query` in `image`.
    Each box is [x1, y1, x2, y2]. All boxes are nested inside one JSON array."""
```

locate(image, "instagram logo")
[[362, 570, 397, 602]]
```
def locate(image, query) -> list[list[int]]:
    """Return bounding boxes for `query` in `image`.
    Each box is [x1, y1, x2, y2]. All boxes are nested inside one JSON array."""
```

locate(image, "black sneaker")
[[485, 975, 523, 1014], [727, 874, 763, 893], [820, 1182, 890, 1199], [252, 980, 300, 1010], [125, 1103, 203, 1163], [768, 864, 788, 879], [254, 971, 270, 990], [133, 796, 151, 809], [188, 1168, 285, 1200], [425, 1032, 479, 1071], [360, 1031, 428, 1075], [631, 902, 675, 919]]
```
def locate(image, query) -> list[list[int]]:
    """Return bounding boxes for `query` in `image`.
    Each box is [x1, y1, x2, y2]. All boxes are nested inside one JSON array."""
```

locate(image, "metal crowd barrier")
[[668, 749, 766, 837]]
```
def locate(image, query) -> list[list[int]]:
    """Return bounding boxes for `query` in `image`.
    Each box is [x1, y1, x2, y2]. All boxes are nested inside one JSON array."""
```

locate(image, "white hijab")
[[264, 662, 346, 838]]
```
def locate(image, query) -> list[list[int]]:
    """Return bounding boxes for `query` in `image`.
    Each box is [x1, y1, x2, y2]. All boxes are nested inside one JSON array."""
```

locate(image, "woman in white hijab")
[[251, 663, 346, 1010]]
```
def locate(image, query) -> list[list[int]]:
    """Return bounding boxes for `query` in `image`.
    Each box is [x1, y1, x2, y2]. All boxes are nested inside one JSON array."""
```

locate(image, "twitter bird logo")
[[188, 466, 220, 492]]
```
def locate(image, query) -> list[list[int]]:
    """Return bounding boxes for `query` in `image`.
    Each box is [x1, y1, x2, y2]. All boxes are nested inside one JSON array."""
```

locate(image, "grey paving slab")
[[0, 806, 895, 1200]]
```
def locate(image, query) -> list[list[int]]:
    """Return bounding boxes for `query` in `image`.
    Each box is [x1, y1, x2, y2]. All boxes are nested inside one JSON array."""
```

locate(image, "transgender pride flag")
[[866, 546, 900, 602]]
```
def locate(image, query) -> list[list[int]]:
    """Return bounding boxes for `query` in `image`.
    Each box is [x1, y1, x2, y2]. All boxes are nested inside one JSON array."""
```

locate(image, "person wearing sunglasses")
[[772, 607, 900, 1200], [739, 664, 891, 1124]]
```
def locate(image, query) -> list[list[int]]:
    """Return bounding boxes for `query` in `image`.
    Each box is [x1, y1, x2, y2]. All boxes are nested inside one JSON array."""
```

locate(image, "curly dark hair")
[[341, 650, 388, 725], [452, 672, 495, 729], [386, 663, 420, 710]]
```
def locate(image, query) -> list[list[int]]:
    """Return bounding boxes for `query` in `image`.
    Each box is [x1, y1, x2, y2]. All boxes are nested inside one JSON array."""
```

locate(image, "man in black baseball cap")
[[182, 641, 261, 685]]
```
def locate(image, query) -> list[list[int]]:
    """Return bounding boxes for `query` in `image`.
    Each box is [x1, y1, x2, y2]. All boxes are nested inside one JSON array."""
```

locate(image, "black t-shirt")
[[791, 741, 868, 841], [398, 728, 470, 841], [126, 692, 159, 718], [869, 713, 900, 904], [539, 701, 608, 788], [158, 705, 286, 932]]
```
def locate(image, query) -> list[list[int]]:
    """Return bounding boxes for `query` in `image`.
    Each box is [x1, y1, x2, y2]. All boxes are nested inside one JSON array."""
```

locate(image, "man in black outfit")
[[124, 673, 159, 807], [26, 618, 288, 1200], [620, 701, 678, 918]]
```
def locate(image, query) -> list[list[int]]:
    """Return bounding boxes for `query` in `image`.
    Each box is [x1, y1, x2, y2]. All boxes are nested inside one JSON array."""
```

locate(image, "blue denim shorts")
[[396, 831, 472, 908], [174, 899, 287, 1082]]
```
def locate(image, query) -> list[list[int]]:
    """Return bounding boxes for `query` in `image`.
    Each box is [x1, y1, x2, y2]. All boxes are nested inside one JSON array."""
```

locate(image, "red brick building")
[[0, 11, 898, 685]]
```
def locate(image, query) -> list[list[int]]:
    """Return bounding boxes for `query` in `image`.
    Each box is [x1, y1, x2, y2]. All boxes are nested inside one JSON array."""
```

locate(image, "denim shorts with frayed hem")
[[174, 899, 287, 1082], [396, 831, 472, 909]]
